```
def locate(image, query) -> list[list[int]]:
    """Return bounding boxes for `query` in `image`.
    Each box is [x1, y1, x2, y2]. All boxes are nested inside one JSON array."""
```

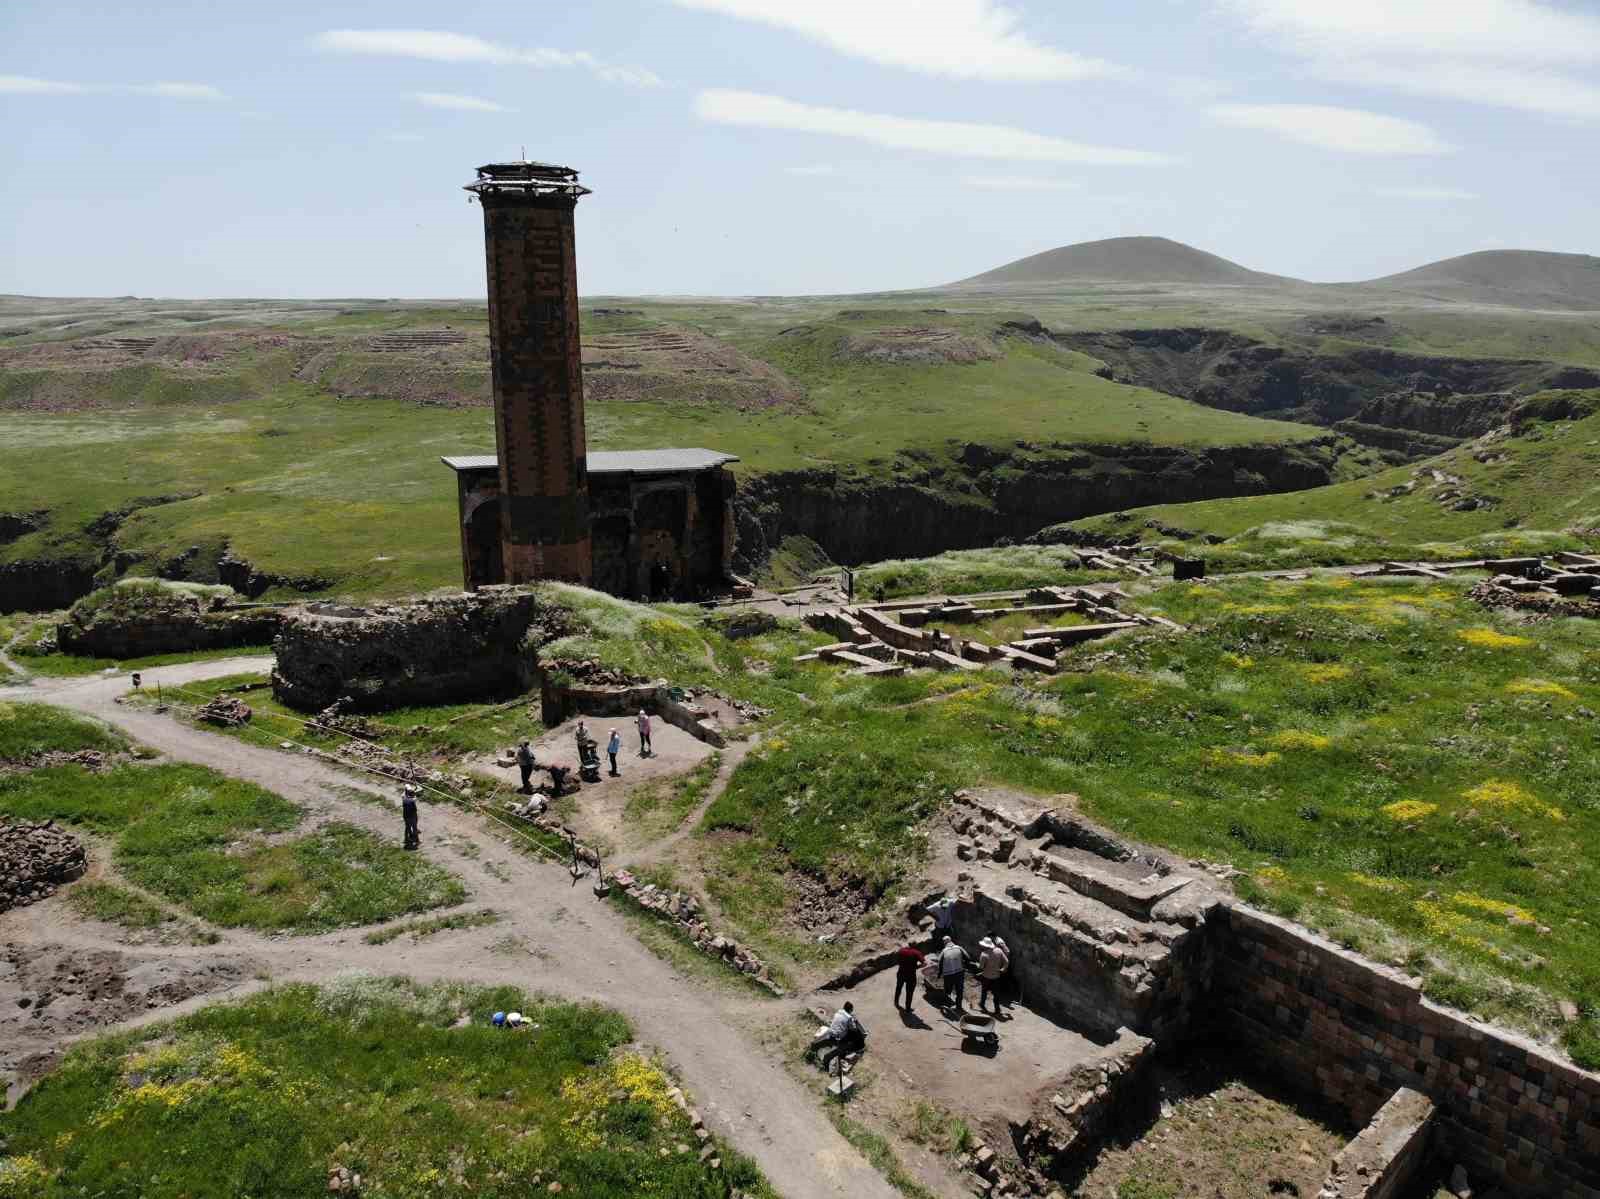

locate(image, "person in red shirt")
[[893, 943, 927, 1011]]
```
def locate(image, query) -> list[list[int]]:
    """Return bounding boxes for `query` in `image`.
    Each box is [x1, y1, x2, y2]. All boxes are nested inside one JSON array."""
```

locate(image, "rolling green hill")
[[1059, 389, 1600, 569]]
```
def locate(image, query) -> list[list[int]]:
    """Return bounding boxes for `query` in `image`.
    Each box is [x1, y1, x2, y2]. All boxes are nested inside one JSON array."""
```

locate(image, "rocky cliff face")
[[733, 437, 1348, 569], [1051, 327, 1600, 450]]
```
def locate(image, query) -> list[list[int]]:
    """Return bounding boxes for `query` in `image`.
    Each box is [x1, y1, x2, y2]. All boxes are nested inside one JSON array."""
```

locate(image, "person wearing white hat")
[[979, 934, 1010, 1013]]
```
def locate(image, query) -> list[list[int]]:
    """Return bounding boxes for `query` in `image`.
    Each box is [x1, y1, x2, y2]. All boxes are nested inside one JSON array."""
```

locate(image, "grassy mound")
[[0, 701, 126, 760], [0, 759, 464, 931], [0, 977, 772, 1198], [1060, 390, 1600, 569]]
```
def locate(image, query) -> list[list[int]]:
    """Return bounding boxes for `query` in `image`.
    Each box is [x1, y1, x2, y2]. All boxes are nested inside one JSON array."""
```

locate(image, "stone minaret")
[[466, 160, 592, 585]]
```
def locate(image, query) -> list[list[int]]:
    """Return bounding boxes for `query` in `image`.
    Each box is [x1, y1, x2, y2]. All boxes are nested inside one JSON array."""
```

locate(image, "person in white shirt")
[[938, 936, 968, 1012], [637, 709, 653, 757], [821, 1001, 866, 1071]]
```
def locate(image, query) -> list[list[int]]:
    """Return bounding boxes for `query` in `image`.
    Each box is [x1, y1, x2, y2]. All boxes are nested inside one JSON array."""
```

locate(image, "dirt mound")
[[953, 236, 1291, 288], [834, 327, 999, 366]]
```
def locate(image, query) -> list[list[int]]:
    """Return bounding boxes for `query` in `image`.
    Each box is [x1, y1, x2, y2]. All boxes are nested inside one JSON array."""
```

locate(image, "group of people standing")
[[896, 894, 1011, 1015], [513, 709, 656, 794]]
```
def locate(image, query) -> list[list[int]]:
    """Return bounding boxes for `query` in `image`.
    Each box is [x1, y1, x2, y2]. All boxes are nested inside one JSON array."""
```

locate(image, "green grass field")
[[0, 708, 465, 933], [0, 302, 1326, 605], [0, 977, 773, 1199], [1063, 391, 1600, 570], [0, 700, 125, 759]]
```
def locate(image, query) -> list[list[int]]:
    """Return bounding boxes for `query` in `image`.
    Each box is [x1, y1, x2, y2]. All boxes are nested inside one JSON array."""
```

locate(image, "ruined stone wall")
[[1215, 905, 1600, 1198], [271, 586, 547, 712], [960, 887, 1213, 1042], [57, 601, 283, 658]]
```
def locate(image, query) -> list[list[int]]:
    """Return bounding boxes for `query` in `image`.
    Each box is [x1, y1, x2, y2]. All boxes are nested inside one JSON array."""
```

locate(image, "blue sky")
[[2, 0, 1597, 297]]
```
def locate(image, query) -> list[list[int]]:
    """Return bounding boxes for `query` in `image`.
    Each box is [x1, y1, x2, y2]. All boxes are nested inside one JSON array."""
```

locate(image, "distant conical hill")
[[951, 236, 1294, 288], [1364, 249, 1600, 311]]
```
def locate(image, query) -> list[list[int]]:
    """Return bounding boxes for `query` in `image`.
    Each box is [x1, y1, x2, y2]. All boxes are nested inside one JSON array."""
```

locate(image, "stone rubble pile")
[[196, 695, 252, 726], [611, 870, 783, 995], [309, 695, 381, 740], [540, 656, 646, 688], [1, 820, 88, 912]]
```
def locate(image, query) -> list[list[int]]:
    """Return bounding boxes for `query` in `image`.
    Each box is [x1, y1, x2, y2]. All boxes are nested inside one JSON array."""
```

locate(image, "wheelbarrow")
[[958, 1011, 999, 1048]]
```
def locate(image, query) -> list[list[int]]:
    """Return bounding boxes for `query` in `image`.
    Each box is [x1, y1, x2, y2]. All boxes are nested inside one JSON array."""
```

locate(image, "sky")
[[2, 0, 1598, 298]]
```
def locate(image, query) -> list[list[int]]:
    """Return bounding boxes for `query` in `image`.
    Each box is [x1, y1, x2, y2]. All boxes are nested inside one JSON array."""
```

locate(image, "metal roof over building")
[[440, 448, 739, 475]]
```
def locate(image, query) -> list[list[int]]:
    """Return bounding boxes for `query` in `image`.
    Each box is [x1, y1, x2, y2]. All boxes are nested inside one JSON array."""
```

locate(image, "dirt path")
[[0, 660, 904, 1199], [620, 737, 754, 872]]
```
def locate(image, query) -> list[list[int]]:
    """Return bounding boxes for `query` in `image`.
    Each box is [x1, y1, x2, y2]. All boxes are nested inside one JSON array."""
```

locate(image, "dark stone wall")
[[271, 586, 547, 712], [1214, 905, 1600, 1198]]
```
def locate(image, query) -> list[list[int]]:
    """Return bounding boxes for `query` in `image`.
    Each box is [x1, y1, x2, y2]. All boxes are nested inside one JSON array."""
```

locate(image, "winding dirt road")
[[1, 659, 906, 1199]]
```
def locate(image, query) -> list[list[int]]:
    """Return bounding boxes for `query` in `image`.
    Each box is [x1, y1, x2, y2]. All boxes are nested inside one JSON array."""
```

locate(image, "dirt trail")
[[0, 659, 903, 1199]]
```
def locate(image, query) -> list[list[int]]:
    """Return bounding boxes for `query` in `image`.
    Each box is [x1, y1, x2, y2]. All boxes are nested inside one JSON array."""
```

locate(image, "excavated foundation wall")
[[961, 887, 1215, 1043], [1215, 905, 1600, 1198], [271, 586, 548, 712]]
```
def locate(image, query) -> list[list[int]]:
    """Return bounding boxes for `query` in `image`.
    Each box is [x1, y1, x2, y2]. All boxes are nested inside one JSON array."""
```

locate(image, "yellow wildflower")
[[1505, 679, 1578, 701], [1451, 892, 1536, 924], [1301, 664, 1352, 684], [1204, 748, 1281, 768], [1348, 872, 1402, 892], [1257, 865, 1288, 884], [1268, 730, 1331, 751], [1457, 627, 1532, 649], [1382, 800, 1437, 822], [1222, 653, 1255, 670], [1462, 780, 1565, 822]]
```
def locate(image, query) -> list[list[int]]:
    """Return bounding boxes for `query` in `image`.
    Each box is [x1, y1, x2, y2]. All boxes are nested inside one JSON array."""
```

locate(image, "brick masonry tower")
[[466, 160, 592, 585]]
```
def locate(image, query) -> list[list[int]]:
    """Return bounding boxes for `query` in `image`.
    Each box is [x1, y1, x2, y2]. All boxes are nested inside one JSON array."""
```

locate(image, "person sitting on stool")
[[820, 1002, 866, 1072]]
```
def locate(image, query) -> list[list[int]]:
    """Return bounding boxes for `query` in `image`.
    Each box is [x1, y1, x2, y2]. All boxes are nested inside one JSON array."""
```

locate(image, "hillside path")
[[1, 659, 903, 1199]]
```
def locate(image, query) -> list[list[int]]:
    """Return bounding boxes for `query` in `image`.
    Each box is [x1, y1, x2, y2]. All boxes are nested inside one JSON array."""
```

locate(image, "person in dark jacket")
[[515, 739, 536, 793], [893, 943, 926, 1010], [401, 785, 420, 850]]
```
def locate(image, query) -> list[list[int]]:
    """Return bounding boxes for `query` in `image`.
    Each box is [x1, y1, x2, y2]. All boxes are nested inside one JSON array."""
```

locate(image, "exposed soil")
[[1070, 1052, 1352, 1199], [0, 939, 261, 1101]]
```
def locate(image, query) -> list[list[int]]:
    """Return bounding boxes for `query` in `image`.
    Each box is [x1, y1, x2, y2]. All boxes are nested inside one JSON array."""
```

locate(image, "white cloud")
[[312, 29, 661, 87], [415, 92, 511, 113], [1219, 0, 1600, 65], [962, 174, 1081, 190], [0, 75, 221, 98], [1315, 59, 1600, 121], [1220, 1, 1600, 121], [1208, 102, 1453, 155], [782, 164, 837, 175], [671, 0, 1122, 82], [1376, 186, 1479, 200], [131, 82, 225, 100], [694, 90, 1176, 165], [0, 74, 90, 94]]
